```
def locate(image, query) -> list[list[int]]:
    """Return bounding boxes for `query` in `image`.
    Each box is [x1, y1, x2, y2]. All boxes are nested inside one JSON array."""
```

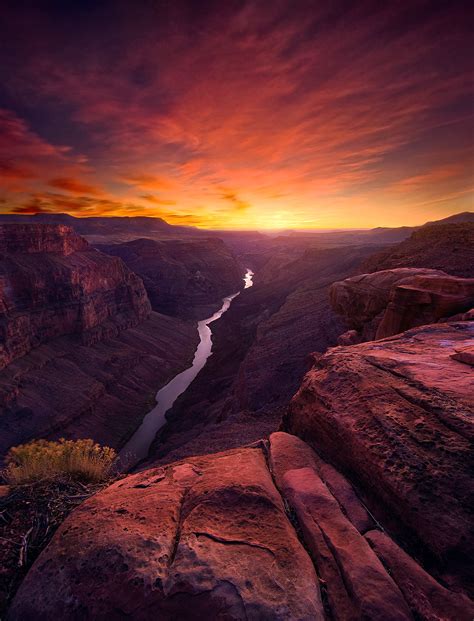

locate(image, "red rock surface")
[[376, 274, 474, 338], [286, 321, 474, 593], [0, 312, 198, 460], [0, 224, 151, 369], [330, 268, 474, 340], [10, 433, 470, 620], [0, 223, 88, 256], [9, 446, 324, 620], [366, 530, 474, 621]]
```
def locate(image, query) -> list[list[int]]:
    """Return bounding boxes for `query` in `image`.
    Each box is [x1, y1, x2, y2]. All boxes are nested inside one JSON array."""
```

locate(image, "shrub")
[[3, 438, 117, 485]]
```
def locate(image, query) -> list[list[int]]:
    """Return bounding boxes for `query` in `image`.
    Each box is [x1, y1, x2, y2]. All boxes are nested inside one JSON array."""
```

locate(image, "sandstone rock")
[[269, 433, 410, 621], [0, 312, 198, 460], [337, 329, 361, 345], [269, 432, 373, 533], [375, 274, 474, 338], [0, 223, 88, 256], [450, 344, 474, 366], [330, 268, 474, 340], [9, 447, 324, 620], [366, 530, 474, 621], [286, 321, 474, 593], [0, 224, 151, 369]]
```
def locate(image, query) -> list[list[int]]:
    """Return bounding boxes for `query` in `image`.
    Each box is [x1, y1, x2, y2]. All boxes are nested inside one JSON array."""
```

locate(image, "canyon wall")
[[98, 237, 243, 319], [330, 268, 474, 341], [0, 224, 151, 370], [362, 222, 474, 278], [0, 224, 198, 460]]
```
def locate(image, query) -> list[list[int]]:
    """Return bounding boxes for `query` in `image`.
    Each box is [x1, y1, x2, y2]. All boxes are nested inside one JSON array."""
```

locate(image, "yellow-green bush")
[[4, 438, 116, 485]]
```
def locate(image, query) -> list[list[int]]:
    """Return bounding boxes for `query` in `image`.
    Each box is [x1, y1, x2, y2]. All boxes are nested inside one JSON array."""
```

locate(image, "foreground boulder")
[[286, 321, 474, 594], [10, 434, 472, 619], [9, 446, 324, 620], [330, 268, 474, 340]]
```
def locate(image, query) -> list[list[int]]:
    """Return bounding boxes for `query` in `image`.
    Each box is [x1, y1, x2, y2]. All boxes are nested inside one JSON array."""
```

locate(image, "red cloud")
[[0, 2, 472, 227]]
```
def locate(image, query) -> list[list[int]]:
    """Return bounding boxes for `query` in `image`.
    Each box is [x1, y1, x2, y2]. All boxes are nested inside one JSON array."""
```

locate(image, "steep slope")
[[0, 224, 198, 460], [97, 237, 243, 319], [146, 244, 380, 465], [362, 223, 474, 277], [0, 224, 151, 369]]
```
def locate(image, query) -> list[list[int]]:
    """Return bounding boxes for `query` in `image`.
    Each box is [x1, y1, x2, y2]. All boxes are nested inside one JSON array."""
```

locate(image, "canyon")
[[1, 214, 473, 619]]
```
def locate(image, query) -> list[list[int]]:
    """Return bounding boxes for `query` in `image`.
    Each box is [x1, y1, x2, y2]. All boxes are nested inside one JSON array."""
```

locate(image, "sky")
[[0, 0, 473, 230]]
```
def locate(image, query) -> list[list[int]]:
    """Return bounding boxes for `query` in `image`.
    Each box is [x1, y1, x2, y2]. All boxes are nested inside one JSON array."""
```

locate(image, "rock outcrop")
[[286, 321, 474, 594], [330, 268, 474, 340], [10, 433, 472, 620], [97, 237, 243, 319], [0, 224, 151, 369]]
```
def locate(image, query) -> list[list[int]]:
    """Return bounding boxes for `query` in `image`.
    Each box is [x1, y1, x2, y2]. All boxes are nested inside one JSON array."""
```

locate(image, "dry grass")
[[3, 439, 117, 485]]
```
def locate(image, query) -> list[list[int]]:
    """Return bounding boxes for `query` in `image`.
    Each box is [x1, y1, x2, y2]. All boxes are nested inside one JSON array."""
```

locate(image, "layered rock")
[[330, 268, 474, 340], [0, 312, 198, 459], [0, 224, 199, 460], [98, 237, 243, 319], [0, 224, 151, 369], [362, 222, 474, 278], [286, 321, 474, 593], [10, 433, 472, 619]]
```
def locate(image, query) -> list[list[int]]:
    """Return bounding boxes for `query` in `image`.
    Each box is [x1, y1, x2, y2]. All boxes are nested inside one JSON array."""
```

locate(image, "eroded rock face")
[[0, 224, 151, 369], [0, 312, 198, 459], [9, 446, 324, 620], [98, 237, 243, 319], [0, 224, 200, 459], [330, 268, 474, 340], [286, 322, 474, 593], [375, 274, 474, 339], [11, 434, 471, 620]]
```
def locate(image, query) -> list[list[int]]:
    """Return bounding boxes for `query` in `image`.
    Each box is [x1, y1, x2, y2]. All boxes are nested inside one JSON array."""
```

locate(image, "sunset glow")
[[0, 1, 472, 229]]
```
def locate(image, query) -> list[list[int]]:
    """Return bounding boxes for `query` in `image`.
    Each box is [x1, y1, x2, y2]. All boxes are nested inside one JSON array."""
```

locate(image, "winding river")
[[120, 268, 254, 469]]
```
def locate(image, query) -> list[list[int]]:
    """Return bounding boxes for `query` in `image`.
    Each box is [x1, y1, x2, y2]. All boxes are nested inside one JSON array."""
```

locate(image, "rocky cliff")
[[9, 431, 473, 619], [0, 224, 151, 369], [286, 320, 473, 595], [0, 224, 198, 460], [97, 237, 243, 319], [330, 268, 474, 341]]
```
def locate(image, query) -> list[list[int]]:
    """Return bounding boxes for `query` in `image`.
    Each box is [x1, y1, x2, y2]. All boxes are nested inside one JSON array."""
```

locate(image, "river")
[[119, 268, 254, 469]]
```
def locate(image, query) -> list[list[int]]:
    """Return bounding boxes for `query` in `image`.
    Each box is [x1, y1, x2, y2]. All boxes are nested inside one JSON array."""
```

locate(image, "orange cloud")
[[0, 2, 472, 228], [47, 177, 104, 195], [140, 194, 176, 206]]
